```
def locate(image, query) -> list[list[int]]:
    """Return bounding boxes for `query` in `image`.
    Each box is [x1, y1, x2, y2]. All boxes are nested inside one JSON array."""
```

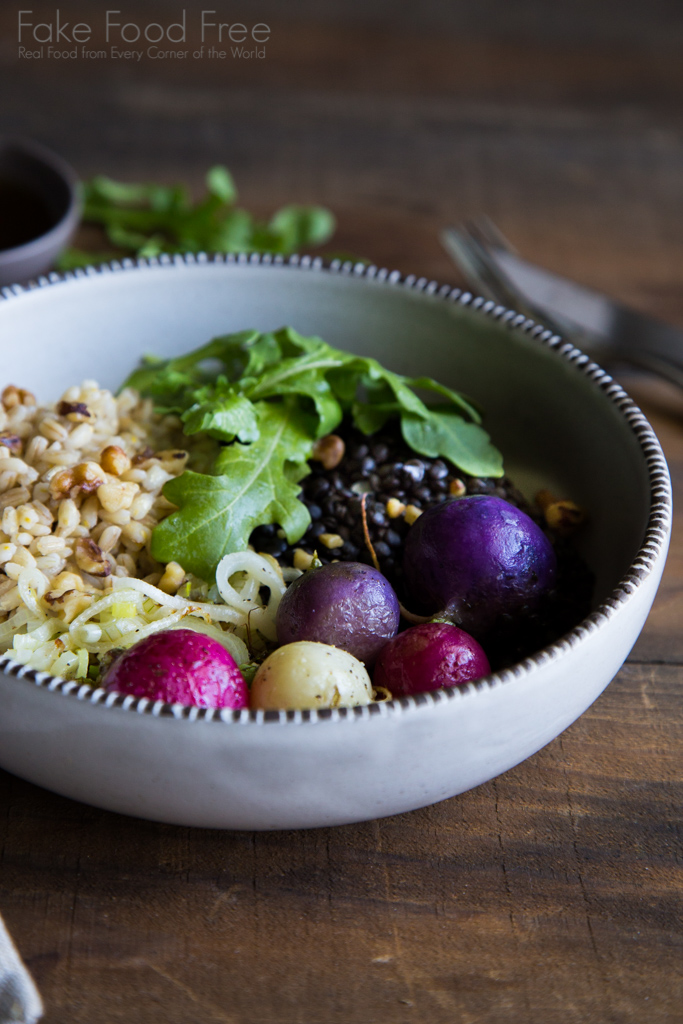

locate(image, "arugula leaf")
[[86, 175, 168, 207], [250, 367, 342, 439], [328, 357, 427, 421], [107, 224, 154, 251], [245, 340, 346, 439], [151, 401, 312, 580], [351, 400, 400, 435], [56, 247, 119, 271], [268, 205, 336, 252], [181, 384, 260, 443], [239, 332, 284, 378], [57, 166, 337, 269], [407, 376, 482, 424], [273, 326, 326, 355], [203, 208, 254, 253], [123, 330, 261, 410], [125, 327, 504, 581], [206, 165, 237, 204], [401, 409, 503, 478]]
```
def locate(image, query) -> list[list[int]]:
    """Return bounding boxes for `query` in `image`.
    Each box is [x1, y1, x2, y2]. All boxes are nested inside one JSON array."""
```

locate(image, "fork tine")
[[440, 226, 533, 313], [463, 216, 518, 255], [441, 224, 566, 335]]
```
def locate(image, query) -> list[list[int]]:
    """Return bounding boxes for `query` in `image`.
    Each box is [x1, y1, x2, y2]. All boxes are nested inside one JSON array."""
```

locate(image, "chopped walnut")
[[2, 386, 36, 410], [132, 446, 155, 466], [73, 462, 106, 494], [51, 462, 107, 500], [74, 537, 111, 577], [57, 401, 92, 422], [0, 433, 22, 454], [536, 489, 587, 537], [44, 588, 94, 624]]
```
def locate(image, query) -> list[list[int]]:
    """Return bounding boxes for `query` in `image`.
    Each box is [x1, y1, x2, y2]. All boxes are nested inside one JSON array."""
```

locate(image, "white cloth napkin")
[[0, 916, 42, 1024]]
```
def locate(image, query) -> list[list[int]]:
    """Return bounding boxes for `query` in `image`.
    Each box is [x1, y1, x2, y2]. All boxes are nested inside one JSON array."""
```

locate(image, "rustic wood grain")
[[1, 661, 681, 1023], [1, 4, 682, 1022]]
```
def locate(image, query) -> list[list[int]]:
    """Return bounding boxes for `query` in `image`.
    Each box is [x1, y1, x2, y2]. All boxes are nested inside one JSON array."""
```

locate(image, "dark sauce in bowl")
[[0, 178, 55, 251], [0, 140, 79, 284]]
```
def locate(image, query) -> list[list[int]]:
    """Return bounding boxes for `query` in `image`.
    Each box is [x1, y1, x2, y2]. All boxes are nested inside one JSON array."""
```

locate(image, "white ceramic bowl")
[[0, 254, 671, 829]]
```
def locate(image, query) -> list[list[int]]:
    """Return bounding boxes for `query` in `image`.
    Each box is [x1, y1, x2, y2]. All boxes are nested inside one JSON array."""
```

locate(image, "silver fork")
[[441, 218, 683, 388]]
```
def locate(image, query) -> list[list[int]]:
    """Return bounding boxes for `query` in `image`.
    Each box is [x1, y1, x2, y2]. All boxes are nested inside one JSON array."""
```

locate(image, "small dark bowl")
[[0, 138, 80, 287]]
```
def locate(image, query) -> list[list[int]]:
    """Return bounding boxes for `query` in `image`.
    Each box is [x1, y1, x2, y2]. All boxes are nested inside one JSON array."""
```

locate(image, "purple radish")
[[373, 621, 490, 696], [276, 561, 400, 665], [102, 628, 248, 708], [403, 495, 557, 637]]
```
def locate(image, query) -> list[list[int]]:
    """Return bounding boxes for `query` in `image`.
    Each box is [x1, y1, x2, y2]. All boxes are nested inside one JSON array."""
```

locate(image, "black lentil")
[[262, 419, 533, 581], [249, 418, 594, 671]]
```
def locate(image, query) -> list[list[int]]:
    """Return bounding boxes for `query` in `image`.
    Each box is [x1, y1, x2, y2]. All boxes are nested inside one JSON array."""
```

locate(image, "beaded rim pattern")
[[0, 252, 673, 724]]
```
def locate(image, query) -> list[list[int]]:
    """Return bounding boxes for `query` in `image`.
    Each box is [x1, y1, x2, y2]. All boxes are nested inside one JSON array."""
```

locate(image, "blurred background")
[[2, 0, 683, 310]]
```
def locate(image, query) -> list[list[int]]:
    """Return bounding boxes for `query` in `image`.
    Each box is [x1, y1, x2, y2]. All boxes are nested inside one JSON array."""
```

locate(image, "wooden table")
[[1, 4, 682, 1021]]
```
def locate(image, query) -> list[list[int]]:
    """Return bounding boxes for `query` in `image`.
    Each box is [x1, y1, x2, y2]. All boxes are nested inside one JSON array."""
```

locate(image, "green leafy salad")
[[59, 166, 337, 270], [124, 327, 504, 582]]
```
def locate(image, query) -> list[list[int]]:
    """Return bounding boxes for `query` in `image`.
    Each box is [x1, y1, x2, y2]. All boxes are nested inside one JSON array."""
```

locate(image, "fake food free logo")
[[17, 9, 270, 61]]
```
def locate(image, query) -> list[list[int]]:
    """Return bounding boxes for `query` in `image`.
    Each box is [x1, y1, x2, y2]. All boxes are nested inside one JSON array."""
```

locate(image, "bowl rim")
[[0, 251, 672, 725], [0, 136, 81, 268]]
